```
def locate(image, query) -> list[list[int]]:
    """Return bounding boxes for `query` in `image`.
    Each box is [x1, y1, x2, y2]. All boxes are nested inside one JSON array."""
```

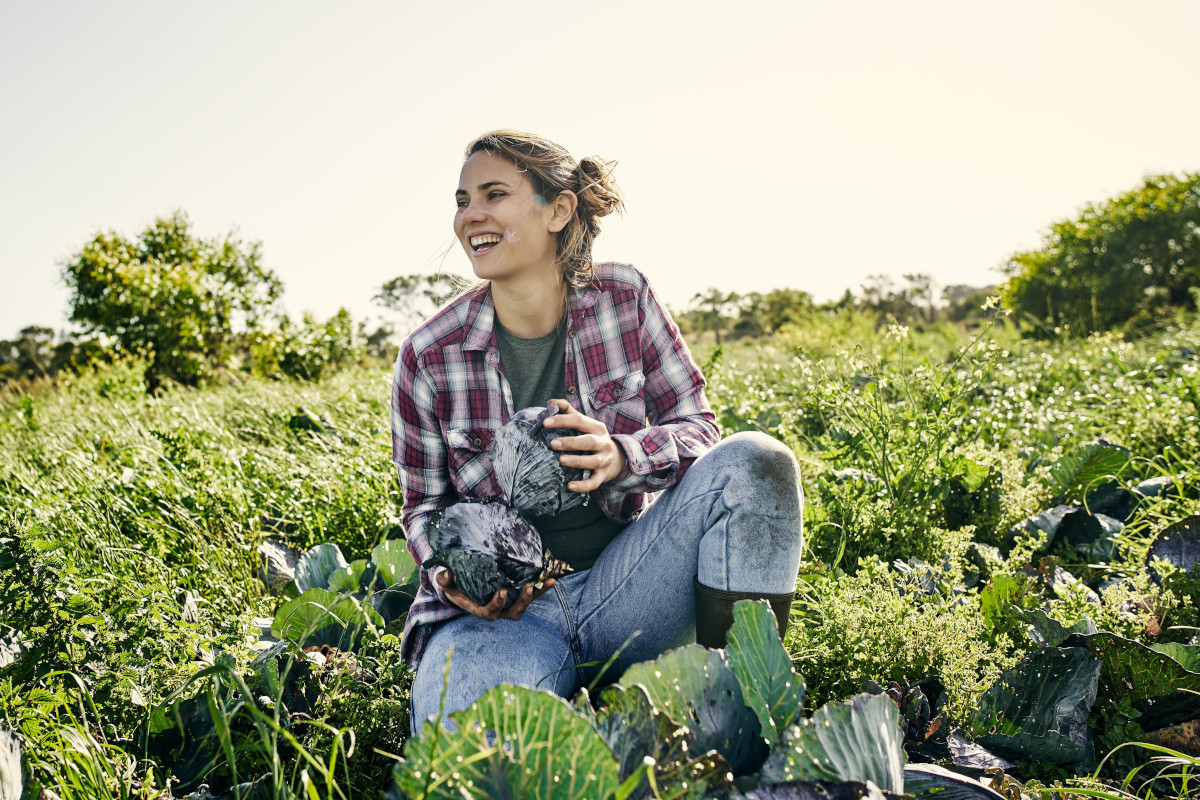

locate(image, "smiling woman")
[[391, 129, 805, 733]]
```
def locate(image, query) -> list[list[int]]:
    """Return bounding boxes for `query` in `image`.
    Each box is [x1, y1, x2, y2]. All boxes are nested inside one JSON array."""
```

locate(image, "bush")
[[249, 308, 361, 381], [789, 560, 1015, 722], [61, 211, 282, 387]]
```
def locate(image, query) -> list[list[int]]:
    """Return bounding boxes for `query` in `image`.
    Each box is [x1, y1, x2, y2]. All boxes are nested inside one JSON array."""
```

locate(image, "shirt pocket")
[[444, 426, 499, 498], [590, 370, 646, 435]]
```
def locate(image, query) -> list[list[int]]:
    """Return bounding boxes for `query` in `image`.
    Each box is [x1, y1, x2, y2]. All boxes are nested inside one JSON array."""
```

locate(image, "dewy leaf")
[[597, 683, 691, 780], [327, 558, 379, 594], [619, 644, 769, 776], [1004, 505, 1071, 551], [293, 543, 349, 593], [270, 588, 382, 650], [743, 781, 899, 800], [393, 684, 619, 800], [1150, 641, 1200, 672], [1017, 607, 1098, 647], [1146, 514, 1200, 582], [945, 729, 1013, 772], [1062, 631, 1200, 728], [970, 646, 1100, 764], [596, 683, 734, 800], [1046, 440, 1130, 503], [725, 599, 805, 745], [760, 693, 905, 793], [903, 764, 1007, 800], [372, 539, 417, 588]]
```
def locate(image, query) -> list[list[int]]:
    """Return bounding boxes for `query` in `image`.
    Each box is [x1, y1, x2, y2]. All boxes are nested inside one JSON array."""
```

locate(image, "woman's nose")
[[460, 201, 486, 224]]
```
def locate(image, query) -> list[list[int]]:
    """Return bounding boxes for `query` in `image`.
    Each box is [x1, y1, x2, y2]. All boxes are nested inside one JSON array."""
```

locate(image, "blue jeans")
[[408, 431, 804, 732]]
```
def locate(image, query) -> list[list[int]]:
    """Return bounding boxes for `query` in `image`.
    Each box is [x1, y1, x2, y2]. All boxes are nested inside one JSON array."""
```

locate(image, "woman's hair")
[[465, 129, 624, 289]]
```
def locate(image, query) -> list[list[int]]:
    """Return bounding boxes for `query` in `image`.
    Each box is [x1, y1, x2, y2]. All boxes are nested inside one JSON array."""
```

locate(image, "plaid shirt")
[[391, 262, 719, 666]]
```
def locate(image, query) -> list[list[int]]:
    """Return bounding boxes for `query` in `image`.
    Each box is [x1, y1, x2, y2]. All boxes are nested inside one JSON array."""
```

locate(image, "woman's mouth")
[[469, 233, 503, 256]]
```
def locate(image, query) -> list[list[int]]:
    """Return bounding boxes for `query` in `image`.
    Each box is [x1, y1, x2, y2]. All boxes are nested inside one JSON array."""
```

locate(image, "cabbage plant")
[[422, 500, 571, 608], [490, 404, 590, 515]]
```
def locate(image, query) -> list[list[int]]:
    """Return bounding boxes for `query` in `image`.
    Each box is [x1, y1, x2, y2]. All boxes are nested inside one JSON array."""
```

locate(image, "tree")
[[730, 288, 813, 338], [688, 288, 740, 345], [374, 274, 458, 337], [1002, 172, 1200, 334], [0, 327, 110, 385], [902, 273, 936, 325], [61, 211, 282, 386]]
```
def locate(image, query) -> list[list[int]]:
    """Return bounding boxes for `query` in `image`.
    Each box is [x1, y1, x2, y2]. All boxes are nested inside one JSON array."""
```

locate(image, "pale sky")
[[2, 1, 1199, 341]]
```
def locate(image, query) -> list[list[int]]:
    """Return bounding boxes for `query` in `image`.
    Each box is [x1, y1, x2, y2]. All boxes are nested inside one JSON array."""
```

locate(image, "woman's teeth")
[[470, 234, 502, 250]]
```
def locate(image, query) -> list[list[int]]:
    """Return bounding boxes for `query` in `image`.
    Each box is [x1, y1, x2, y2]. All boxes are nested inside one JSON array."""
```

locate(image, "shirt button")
[[613, 387, 622, 398], [568, 386, 577, 396], [567, 329, 576, 339], [472, 437, 482, 447]]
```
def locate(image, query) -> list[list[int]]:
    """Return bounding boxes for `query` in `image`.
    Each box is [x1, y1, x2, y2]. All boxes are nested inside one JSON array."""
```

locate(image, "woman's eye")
[[455, 199, 468, 208], [488, 191, 506, 200]]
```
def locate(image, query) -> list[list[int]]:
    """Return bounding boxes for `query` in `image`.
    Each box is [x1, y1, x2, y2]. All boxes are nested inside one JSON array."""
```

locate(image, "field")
[[3, 309, 1200, 799]]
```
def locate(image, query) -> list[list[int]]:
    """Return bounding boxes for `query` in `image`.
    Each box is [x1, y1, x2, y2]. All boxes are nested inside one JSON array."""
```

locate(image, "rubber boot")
[[694, 578, 794, 649]]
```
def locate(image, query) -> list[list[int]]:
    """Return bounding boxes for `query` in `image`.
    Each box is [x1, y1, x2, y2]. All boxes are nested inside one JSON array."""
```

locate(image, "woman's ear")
[[547, 190, 578, 233]]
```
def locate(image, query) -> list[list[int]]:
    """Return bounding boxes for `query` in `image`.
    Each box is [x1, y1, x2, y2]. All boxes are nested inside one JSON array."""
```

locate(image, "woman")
[[391, 130, 804, 731]]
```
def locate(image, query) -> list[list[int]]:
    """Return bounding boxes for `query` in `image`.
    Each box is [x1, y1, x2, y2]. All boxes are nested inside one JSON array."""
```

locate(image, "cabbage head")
[[421, 500, 571, 607], [490, 404, 591, 516]]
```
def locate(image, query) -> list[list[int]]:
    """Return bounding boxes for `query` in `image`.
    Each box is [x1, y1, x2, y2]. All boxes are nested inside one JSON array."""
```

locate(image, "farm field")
[[3, 310, 1200, 799]]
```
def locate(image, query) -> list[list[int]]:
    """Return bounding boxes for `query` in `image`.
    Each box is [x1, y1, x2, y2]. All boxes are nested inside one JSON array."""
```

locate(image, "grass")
[[2, 310, 1200, 797]]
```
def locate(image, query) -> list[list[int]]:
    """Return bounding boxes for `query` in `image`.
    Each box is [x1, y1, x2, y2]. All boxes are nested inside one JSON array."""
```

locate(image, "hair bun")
[[575, 156, 625, 220]]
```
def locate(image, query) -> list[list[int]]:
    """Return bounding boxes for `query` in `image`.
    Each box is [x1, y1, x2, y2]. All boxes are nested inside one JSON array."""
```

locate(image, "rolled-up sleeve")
[[391, 343, 454, 605], [608, 277, 720, 496]]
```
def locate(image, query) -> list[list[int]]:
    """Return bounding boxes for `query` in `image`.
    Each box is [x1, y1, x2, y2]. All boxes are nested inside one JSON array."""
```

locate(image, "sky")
[[2, 1, 1199, 341]]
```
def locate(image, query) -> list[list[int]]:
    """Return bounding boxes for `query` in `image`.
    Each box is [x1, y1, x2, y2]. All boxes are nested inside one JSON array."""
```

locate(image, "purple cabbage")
[[490, 404, 591, 516], [421, 500, 570, 607]]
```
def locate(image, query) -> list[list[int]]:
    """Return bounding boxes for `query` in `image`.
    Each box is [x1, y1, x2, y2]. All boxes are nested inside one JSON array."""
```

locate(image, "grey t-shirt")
[[495, 319, 627, 571]]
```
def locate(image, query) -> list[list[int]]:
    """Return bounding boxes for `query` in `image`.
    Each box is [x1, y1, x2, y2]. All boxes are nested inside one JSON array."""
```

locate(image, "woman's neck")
[[490, 270, 567, 338]]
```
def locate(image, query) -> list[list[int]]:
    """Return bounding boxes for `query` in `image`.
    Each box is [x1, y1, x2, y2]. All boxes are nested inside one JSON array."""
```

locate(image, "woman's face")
[[455, 151, 561, 283]]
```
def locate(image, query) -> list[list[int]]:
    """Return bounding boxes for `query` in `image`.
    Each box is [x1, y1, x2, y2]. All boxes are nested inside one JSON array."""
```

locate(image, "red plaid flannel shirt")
[[391, 262, 720, 666]]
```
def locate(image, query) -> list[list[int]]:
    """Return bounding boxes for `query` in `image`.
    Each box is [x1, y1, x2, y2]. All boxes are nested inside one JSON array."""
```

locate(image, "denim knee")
[[713, 431, 804, 518], [697, 431, 804, 593]]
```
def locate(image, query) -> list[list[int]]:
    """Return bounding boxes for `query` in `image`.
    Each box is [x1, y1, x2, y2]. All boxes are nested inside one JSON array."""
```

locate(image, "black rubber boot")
[[694, 578, 794, 649]]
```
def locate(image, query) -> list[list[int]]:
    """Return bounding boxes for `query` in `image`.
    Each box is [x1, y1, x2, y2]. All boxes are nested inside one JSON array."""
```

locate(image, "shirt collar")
[[460, 277, 602, 351]]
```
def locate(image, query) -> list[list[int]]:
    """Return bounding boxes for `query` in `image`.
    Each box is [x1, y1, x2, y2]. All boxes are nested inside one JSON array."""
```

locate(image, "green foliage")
[[726, 600, 806, 745], [1003, 171, 1200, 335], [0, 326, 110, 387], [250, 308, 361, 381], [790, 561, 1014, 722], [969, 647, 1101, 764], [1046, 442, 1131, 504], [4, 301, 1200, 793], [618, 644, 769, 775], [759, 693, 905, 792], [270, 588, 382, 650], [61, 211, 283, 386], [374, 273, 458, 336], [395, 682, 622, 800]]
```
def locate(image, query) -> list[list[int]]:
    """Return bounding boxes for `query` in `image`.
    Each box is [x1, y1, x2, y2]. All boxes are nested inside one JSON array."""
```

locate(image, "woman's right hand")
[[436, 569, 555, 621]]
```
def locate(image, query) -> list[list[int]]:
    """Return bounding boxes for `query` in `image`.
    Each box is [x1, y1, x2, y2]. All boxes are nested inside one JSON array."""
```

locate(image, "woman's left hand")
[[543, 398, 628, 493]]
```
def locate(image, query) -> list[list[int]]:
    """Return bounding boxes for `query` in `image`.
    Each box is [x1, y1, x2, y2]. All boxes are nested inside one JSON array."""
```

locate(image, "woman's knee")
[[712, 431, 803, 513]]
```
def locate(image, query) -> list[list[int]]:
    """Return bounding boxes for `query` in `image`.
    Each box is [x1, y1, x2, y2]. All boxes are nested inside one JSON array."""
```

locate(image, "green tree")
[[689, 287, 740, 345], [731, 288, 813, 338], [1002, 172, 1200, 335], [374, 273, 458, 336], [0, 327, 110, 385], [61, 211, 283, 386]]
